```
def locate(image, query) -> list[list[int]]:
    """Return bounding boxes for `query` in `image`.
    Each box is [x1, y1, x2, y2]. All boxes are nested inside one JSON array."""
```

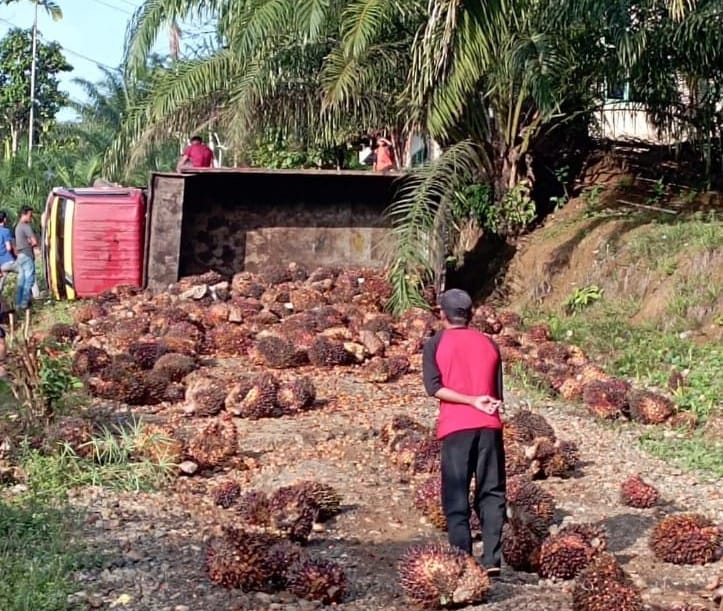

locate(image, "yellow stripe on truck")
[[63, 198, 76, 300]]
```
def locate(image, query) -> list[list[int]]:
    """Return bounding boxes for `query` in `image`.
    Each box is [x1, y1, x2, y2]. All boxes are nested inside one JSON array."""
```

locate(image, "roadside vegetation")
[[0, 303, 177, 610]]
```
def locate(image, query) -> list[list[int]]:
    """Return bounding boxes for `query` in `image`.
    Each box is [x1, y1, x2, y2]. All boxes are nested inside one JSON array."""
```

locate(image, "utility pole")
[[27, 0, 38, 168]]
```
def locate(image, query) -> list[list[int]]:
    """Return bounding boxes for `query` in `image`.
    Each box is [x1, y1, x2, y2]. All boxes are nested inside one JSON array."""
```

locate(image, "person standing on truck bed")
[[176, 135, 215, 171], [14, 205, 38, 312]]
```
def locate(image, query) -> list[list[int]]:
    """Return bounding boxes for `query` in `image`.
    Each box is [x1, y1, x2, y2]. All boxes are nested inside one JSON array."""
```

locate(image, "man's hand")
[[473, 395, 502, 414]]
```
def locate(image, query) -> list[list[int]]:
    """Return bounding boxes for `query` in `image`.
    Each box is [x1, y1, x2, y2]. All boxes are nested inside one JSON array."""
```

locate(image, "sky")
[[0, 0, 169, 121]]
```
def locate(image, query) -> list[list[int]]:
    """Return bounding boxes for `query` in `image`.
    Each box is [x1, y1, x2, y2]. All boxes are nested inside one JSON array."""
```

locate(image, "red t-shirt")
[[423, 327, 503, 439], [183, 142, 214, 168]]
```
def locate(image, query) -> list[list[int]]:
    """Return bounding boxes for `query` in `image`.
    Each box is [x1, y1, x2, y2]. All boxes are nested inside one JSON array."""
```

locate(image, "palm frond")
[[385, 140, 485, 313]]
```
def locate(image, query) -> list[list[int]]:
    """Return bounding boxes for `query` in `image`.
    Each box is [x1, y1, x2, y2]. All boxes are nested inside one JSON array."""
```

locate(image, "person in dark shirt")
[[176, 135, 215, 171], [14, 206, 37, 311], [422, 288, 506, 576]]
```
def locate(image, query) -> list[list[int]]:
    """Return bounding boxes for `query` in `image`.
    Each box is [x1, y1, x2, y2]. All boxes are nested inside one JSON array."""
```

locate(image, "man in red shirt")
[[176, 135, 214, 171], [423, 288, 506, 576]]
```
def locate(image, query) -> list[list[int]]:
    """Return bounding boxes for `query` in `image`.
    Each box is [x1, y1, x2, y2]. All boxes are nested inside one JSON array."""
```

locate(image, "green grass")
[[504, 361, 555, 401], [640, 431, 723, 479], [627, 211, 722, 269], [0, 498, 80, 611], [20, 422, 177, 500]]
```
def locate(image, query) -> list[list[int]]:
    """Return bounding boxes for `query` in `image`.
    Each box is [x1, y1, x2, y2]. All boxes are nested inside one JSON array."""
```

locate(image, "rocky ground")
[[65, 362, 722, 611]]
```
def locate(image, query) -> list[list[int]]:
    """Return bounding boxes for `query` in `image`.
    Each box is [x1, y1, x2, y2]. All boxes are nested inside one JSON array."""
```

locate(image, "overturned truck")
[[43, 168, 399, 299]]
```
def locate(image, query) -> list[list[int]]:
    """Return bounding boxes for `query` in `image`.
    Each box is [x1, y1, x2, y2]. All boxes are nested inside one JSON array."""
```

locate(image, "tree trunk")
[[10, 125, 18, 157]]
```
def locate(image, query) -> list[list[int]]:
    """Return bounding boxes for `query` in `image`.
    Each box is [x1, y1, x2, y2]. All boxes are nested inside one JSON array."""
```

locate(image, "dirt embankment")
[[499, 158, 722, 340]]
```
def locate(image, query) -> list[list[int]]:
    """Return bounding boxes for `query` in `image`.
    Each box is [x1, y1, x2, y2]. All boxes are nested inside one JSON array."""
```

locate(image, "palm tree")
[[107, 0, 419, 178]]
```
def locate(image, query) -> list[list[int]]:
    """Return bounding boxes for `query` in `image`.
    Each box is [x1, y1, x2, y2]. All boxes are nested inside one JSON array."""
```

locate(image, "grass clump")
[[640, 431, 723, 479], [627, 211, 722, 264], [21, 419, 177, 499], [0, 498, 80, 611]]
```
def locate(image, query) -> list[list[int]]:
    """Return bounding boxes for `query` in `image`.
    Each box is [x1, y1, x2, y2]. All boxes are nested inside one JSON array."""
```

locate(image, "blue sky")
[[0, 0, 168, 120]]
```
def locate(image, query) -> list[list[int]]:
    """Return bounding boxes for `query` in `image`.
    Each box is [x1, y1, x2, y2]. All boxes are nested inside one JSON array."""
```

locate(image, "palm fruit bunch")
[[88, 358, 146, 405], [161, 323, 202, 356], [620, 474, 659, 508], [206, 528, 283, 591], [71, 346, 111, 377], [152, 352, 197, 382], [307, 336, 352, 367], [572, 553, 643, 611], [45, 416, 94, 458], [148, 306, 189, 335], [470, 305, 502, 335], [73, 302, 105, 324], [290, 481, 342, 522], [289, 287, 326, 312], [204, 322, 249, 357], [276, 321, 316, 353], [582, 379, 630, 420], [265, 539, 305, 590], [187, 416, 238, 468], [414, 476, 447, 530], [527, 437, 579, 479], [538, 524, 608, 580], [184, 375, 227, 416], [557, 376, 585, 401], [203, 302, 230, 326], [141, 369, 172, 405], [391, 432, 427, 471], [398, 543, 491, 609], [506, 475, 555, 536], [236, 373, 282, 419], [626, 389, 674, 424], [494, 331, 522, 349], [223, 377, 255, 416], [504, 410, 556, 445], [237, 490, 271, 526], [261, 264, 292, 285], [286, 558, 348, 605], [524, 323, 552, 344], [267, 485, 320, 543], [536, 341, 571, 365], [106, 317, 150, 351], [359, 355, 411, 383], [212, 480, 242, 508], [397, 307, 437, 350], [48, 323, 78, 344], [498, 310, 522, 330], [380, 415, 430, 449], [255, 335, 308, 369], [128, 340, 168, 370], [411, 437, 442, 474], [502, 506, 546, 572], [505, 441, 533, 478], [276, 377, 316, 413], [649, 514, 721, 565], [134, 424, 183, 464]]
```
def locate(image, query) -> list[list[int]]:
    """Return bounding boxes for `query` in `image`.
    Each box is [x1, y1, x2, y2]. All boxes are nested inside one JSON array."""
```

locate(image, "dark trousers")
[[441, 428, 506, 568]]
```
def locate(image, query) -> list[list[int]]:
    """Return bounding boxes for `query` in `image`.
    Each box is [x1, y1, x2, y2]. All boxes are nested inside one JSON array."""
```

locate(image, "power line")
[[86, 0, 133, 16], [0, 15, 117, 70]]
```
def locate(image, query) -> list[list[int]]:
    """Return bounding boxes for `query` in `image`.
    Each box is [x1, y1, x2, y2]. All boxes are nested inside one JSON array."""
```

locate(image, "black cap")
[[439, 288, 473, 320]]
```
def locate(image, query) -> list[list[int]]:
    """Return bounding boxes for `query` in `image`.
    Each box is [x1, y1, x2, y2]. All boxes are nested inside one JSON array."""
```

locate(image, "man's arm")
[[176, 154, 190, 172], [4, 240, 13, 255], [25, 225, 38, 248]]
